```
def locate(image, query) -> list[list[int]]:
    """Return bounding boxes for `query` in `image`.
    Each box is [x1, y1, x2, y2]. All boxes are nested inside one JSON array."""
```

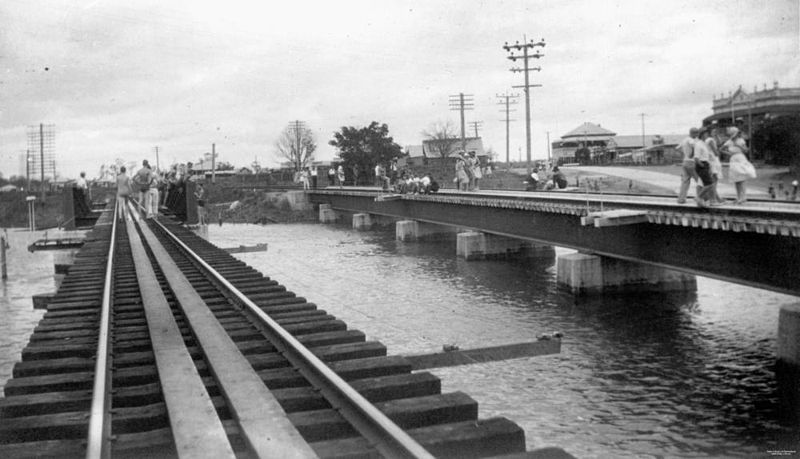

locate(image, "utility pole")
[[449, 93, 474, 152], [39, 123, 45, 202], [211, 143, 216, 184], [504, 36, 545, 174], [288, 120, 307, 170], [497, 92, 519, 166], [26, 149, 31, 193], [546, 131, 551, 163], [154, 146, 160, 172], [639, 113, 647, 150], [468, 121, 483, 139]]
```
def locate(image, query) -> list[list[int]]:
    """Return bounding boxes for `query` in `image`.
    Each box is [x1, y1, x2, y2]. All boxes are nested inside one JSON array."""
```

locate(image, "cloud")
[[0, 0, 797, 179]]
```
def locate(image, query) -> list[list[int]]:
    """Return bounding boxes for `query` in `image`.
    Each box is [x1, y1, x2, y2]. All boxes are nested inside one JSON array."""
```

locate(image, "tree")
[[329, 121, 402, 185], [422, 121, 461, 175], [216, 161, 235, 171], [751, 115, 800, 172], [276, 121, 317, 171]]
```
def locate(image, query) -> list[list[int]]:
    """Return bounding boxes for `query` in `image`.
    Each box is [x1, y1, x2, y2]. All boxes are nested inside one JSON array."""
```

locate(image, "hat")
[[727, 127, 740, 137], [689, 127, 700, 134]]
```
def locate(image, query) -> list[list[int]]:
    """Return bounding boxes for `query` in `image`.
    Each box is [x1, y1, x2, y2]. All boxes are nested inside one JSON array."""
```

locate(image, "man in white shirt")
[[692, 134, 715, 207], [677, 127, 700, 204]]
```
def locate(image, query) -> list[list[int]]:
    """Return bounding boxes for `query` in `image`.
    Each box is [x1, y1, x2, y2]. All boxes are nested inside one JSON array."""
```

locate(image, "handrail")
[[85, 198, 120, 459], [151, 218, 434, 459]]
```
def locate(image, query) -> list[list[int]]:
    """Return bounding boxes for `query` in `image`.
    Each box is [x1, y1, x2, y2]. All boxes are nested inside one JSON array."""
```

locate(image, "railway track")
[[0, 200, 541, 458]]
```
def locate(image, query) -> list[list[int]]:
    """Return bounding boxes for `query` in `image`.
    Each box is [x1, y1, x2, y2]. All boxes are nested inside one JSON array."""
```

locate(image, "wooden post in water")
[[1, 234, 8, 280]]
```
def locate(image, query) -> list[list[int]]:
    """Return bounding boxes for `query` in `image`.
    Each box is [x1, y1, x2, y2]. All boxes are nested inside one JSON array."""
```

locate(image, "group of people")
[[454, 150, 486, 191], [526, 165, 568, 191], [767, 180, 799, 200], [678, 125, 755, 206], [115, 160, 207, 223]]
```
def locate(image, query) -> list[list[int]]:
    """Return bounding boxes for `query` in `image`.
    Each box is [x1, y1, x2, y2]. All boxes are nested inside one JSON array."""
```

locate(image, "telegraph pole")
[[154, 146, 160, 172], [468, 121, 483, 139], [26, 149, 31, 192], [639, 113, 647, 150], [211, 143, 216, 183], [288, 120, 307, 170], [497, 92, 519, 166], [39, 123, 46, 202], [449, 93, 474, 152], [504, 37, 545, 174], [546, 131, 551, 163]]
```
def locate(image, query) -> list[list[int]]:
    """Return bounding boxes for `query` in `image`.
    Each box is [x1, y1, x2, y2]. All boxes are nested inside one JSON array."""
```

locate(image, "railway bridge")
[[0, 199, 570, 458], [308, 188, 800, 297]]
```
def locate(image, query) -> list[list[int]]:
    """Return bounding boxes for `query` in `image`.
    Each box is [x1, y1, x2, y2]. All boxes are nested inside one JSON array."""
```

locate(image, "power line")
[[503, 36, 545, 174], [497, 92, 519, 165]]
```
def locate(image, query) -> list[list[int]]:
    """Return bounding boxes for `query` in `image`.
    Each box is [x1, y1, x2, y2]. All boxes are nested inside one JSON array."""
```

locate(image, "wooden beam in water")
[[404, 339, 561, 370], [222, 243, 268, 254]]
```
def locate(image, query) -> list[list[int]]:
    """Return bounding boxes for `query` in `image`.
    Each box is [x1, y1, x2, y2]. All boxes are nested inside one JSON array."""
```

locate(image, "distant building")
[[552, 122, 683, 165], [551, 122, 616, 164], [401, 137, 485, 168], [703, 81, 800, 133]]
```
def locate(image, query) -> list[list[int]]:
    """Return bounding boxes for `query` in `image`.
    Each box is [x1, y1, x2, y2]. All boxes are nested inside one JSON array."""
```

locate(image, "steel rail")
[[150, 218, 435, 459], [85, 198, 119, 459]]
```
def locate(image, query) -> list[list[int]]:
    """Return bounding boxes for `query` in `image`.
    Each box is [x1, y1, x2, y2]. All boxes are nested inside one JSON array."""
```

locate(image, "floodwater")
[[1, 222, 798, 458]]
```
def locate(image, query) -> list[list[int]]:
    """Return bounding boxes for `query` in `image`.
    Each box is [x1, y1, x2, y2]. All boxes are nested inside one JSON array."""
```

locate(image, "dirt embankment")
[[205, 189, 316, 225]]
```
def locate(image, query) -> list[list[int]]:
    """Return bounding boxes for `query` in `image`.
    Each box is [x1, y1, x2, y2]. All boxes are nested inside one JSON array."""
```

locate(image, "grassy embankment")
[[0, 192, 64, 229]]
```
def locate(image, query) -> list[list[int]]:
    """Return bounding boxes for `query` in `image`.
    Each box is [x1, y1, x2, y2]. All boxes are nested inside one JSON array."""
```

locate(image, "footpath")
[[572, 166, 767, 198]]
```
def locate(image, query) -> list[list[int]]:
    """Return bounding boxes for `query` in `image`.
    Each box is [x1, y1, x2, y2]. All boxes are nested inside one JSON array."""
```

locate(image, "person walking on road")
[[677, 127, 701, 204]]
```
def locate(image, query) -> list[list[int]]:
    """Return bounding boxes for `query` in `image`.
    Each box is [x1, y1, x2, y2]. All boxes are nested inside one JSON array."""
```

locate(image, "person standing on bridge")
[[723, 127, 756, 204], [310, 166, 318, 189], [702, 128, 725, 205], [133, 160, 154, 215], [116, 166, 132, 221], [147, 166, 160, 219], [336, 164, 345, 188], [692, 133, 715, 208], [677, 127, 701, 204]]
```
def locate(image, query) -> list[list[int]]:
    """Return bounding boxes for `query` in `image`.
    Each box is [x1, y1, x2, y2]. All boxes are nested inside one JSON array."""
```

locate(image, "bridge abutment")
[[556, 253, 696, 294], [456, 231, 555, 261]]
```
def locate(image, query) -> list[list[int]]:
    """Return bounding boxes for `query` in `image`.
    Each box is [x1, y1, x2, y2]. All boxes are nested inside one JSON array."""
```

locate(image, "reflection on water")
[[208, 222, 799, 458]]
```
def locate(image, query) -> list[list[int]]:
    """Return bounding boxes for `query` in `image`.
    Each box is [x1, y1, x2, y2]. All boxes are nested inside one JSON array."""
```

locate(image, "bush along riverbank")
[[206, 190, 317, 225]]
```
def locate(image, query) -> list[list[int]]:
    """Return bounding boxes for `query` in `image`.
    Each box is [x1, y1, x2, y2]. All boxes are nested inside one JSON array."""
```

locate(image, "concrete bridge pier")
[[352, 213, 373, 230], [396, 220, 454, 241], [456, 231, 555, 261], [777, 303, 800, 420], [556, 252, 696, 294], [318, 204, 337, 223]]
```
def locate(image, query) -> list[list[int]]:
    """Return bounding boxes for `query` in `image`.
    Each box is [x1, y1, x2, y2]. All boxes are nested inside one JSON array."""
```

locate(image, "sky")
[[0, 0, 798, 180]]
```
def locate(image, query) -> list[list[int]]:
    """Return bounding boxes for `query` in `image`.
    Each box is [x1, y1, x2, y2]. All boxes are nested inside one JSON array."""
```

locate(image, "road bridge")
[[309, 188, 800, 297]]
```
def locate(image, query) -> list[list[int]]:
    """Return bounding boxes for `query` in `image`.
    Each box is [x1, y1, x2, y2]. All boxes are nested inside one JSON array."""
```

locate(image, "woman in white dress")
[[722, 127, 756, 204]]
